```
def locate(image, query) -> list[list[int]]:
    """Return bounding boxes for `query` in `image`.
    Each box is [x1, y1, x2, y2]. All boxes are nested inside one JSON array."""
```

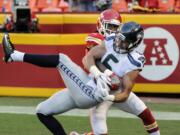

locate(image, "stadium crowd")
[[0, 0, 180, 13]]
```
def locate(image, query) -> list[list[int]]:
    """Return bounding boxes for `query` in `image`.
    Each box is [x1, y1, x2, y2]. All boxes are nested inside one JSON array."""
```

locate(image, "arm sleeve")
[[125, 52, 146, 73]]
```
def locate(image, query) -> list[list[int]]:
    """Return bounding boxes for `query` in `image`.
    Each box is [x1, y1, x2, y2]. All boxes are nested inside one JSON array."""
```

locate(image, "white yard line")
[[0, 106, 180, 121]]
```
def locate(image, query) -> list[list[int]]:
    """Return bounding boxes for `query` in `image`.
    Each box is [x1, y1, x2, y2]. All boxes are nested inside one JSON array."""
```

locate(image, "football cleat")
[[69, 131, 80, 135], [69, 131, 93, 135], [2, 33, 15, 62]]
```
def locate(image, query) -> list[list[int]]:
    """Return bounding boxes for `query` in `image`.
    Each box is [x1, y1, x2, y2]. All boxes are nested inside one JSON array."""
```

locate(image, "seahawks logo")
[[138, 56, 146, 64]]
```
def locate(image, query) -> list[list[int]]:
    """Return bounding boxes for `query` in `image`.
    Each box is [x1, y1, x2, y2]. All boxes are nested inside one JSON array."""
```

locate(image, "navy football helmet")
[[113, 21, 144, 54]]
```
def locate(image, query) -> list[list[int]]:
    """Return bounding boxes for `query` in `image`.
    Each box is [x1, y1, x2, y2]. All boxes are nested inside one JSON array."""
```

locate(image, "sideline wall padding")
[[1, 14, 180, 33], [0, 13, 180, 96]]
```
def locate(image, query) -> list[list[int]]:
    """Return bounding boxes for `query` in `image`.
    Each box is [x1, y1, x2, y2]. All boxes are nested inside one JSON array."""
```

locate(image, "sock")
[[150, 130, 160, 135], [37, 113, 67, 135], [24, 53, 59, 68], [138, 108, 160, 134], [83, 132, 94, 135], [11, 50, 25, 62]]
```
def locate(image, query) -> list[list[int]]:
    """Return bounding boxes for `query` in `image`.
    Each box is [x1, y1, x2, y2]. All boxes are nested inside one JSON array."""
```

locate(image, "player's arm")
[[95, 59, 107, 72], [84, 33, 107, 73], [82, 42, 106, 77], [108, 70, 140, 102], [112, 52, 146, 102]]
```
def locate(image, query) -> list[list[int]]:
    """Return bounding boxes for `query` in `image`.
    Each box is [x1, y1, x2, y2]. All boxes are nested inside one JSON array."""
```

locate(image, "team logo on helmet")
[[138, 27, 179, 81]]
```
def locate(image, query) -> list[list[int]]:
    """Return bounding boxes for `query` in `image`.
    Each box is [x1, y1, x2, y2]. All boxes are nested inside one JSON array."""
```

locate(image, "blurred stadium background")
[[0, 0, 180, 135]]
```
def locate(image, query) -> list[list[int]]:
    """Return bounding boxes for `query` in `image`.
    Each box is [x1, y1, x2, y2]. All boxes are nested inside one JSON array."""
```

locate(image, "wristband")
[[89, 65, 101, 78], [106, 95, 115, 101], [104, 69, 113, 76]]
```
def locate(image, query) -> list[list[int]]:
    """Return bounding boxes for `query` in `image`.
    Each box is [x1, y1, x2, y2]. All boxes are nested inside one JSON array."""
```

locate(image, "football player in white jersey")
[[82, 21, 160, 135], [1, 21, 160, 135], [1, 33, 113, 135], [1, 9, 122, 135]]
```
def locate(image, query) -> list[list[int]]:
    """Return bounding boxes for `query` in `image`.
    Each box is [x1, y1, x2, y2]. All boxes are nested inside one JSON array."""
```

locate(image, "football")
[[109, 73, 121, 91]]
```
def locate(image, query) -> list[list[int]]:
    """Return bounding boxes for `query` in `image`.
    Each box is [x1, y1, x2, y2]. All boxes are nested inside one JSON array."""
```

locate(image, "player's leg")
[[89, 101, 113, 135], [114, 92, 160, 135], [2, 33, 60, 67], [36, 88, 76, 135], [70, 101, 113, 135], [2, 33, 99, 107], [2, 34, 99, 107], [57, 53, 99, 108]]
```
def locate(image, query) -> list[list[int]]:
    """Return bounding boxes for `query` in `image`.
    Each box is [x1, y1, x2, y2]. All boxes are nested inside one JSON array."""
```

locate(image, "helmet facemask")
[[98, 19, 120, 37], [113, 32, 130, 54]]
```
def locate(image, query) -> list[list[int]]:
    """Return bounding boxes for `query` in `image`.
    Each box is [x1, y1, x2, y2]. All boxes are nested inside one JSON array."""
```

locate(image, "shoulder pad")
[[127, 52, 146, 67], [87, 33, 104, 40], [86, 33, 104, 46]]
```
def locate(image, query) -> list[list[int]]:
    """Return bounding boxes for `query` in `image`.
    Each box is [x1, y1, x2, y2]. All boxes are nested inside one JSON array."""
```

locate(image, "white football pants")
[[36, 53, 99, 115], [90, 92, 147, 134]]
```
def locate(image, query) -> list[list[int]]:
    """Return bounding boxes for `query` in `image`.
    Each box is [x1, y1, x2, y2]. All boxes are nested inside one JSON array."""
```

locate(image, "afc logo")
[[144, 39, 172, 66], [138, 27, 179, 81]]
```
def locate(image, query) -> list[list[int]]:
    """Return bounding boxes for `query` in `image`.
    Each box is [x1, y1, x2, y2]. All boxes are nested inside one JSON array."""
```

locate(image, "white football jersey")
[[101, 34, 146, 78]]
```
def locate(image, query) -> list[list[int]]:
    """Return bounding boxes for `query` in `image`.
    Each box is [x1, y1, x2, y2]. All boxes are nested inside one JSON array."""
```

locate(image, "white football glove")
[[94, 77, 110, 102], [101, 95, 115, 102], [90, 65, 111, 85], [97, 72, 111, 86], [96, 76, 115, 102]]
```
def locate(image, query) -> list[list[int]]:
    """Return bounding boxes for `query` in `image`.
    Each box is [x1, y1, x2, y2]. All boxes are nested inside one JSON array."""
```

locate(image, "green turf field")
[[0, 97, 180, 135], [0, 114, 180, 135], [0, 97, 180, 112]]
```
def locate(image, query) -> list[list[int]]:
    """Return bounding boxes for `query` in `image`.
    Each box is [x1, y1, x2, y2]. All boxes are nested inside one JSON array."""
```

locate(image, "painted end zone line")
[[0, 106, 180, 121]]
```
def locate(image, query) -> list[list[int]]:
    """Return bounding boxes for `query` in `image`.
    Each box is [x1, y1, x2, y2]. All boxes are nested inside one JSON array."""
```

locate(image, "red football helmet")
[[97, 9, 122, 37]]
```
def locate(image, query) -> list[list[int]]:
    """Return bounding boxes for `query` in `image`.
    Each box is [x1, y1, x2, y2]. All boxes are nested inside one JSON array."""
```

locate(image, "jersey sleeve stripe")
[[86, 37, 102, 45], [127, 54, 141, 67], [106, 35, 115, 41]]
